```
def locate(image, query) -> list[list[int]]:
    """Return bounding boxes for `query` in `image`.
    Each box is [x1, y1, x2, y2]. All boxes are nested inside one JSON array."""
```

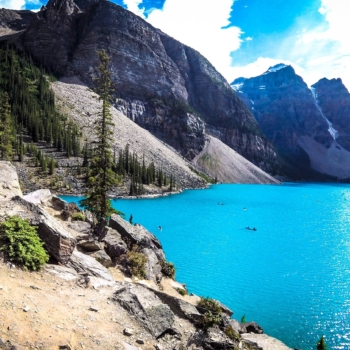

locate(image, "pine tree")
[[317, 336, 327, 350], [80, 50, 119, 223], [0, 92, 14, 160]]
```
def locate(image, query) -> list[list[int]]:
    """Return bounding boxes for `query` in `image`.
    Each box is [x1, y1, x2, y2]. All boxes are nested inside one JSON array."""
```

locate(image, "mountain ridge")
[[231, 64, 350, 179], [0, 0, 280, 174]]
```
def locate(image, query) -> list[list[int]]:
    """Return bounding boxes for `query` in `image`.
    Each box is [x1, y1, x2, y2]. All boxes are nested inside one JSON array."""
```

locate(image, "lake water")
[[61, 183, 350, 349]]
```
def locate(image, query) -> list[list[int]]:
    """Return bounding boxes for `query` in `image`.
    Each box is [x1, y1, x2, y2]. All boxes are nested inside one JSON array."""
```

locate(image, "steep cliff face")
[[312, 78, 350, 152], [0, 0, 279, 173], [232, 64, 350, 179]]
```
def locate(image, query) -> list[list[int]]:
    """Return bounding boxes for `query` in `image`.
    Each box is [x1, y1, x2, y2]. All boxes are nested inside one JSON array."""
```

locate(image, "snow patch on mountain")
[[264, 63, 289, 74]]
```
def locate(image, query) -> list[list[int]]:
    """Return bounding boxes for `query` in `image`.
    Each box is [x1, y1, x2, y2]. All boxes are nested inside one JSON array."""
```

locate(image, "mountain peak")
[[264, 63, 292, 74]]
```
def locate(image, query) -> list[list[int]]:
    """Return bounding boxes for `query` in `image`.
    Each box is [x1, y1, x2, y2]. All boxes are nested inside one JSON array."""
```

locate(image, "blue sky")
[[4, 0, 350, 89]]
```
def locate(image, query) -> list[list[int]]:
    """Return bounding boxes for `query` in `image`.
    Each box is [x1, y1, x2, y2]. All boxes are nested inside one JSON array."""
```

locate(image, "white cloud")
[[229, 0, 350, 90], [123, 0, 350, 90], [0, 0, 26, 9], [122, 0, 144, 17]]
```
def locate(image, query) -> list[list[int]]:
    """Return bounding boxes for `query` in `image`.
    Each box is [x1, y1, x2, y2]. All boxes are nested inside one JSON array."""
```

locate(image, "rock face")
[[232, 64, 350, 179], [112, 282, 175, 338], [0, 161, 22, 199], [109, 214, 165, 282], [312, 78, 350, 152], [0, 0, 279, 173]]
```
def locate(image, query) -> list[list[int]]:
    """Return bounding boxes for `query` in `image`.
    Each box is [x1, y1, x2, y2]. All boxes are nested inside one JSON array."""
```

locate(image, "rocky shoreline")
[[0, 161, 292, 350]]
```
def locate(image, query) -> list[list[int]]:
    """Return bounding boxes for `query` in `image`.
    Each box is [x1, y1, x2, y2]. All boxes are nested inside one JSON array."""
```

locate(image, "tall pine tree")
[[80, 50, 118, 223], [0, 92, 14, 160]]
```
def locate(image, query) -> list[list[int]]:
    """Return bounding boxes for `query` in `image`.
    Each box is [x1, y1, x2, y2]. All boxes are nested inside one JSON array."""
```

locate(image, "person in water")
[[158, 226, 162, 230]]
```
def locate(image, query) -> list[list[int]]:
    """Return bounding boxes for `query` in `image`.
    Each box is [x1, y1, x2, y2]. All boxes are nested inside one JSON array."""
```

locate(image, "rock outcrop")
[[232, 64, 350, 179], [0, 0, 280, 174], [0, 161, 22, 199], [0, 193, 76, 264]]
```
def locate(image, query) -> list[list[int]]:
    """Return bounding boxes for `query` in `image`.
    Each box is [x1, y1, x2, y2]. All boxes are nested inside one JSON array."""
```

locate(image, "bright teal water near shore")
[[61, 183, 350, 349]]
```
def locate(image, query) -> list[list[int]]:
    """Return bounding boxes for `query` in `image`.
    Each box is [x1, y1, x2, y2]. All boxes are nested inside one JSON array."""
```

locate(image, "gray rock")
[[0, 161, 22, 199], [86, 249, 112, 268], [3, 196, 76, 264], [217, 301, 233, 317], [110, 214, 163, 250], [65, 221, 92, 241], [112, 282, 175, 338], [45, 264, 78, 281], [77, 239, 104, 252], [151, 288, 204, 325], [123, 342, 139, 350], [109, 215, 166, 282], [51, 195, 69, 210], [200, 327, 236, 350], [23, 189, 52, 205], [123, 328, 134, 336], [67, 249, 114, 282], [241, 322, 264, 334], [103, 227, 128, 258], [142, 247, 163, 282], [136, 339, 144, 345]]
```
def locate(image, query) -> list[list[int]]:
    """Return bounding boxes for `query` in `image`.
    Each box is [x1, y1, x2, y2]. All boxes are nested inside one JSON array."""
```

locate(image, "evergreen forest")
[[0, 45, 176, 195]]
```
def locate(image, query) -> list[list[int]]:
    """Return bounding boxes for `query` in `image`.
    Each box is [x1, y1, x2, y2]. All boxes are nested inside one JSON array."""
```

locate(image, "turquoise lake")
[[61, 183, 350, 349]]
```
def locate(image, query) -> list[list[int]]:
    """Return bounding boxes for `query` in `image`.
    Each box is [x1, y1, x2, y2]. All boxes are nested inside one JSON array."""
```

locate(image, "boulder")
[[241, 333, 292, 350], [152, 289, 204, 325], [23, 189, 52, 205], [67, 249, 114, 282], [200, 328, 236, 350], [112, 282, 175, 338], [86, 250, 113, 268], [109, 215, 166, 282], [77, 239, 104, 252], [65, 221, 92, 241], [142, 247, 163, 282], [103, 227, 128, 258], [241, 322, 264, 334], [221, 315, 242, 334], [217, 301, 233, 317], [109, 214, 163, 250], [0, 161, 22, 199], [2, 196, 76, 264], [51, 195, 69, 211]]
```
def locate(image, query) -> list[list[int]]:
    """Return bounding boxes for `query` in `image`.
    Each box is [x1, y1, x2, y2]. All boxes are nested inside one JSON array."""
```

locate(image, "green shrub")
[[160, 259, 176, 279], [202, 311, 222, 329], [197, 296, 222, 314], [127, 246, 147, 279], [241, 314, 246, 323], [71, 212, 85, 221], [224, 326, 241, 341], [176, 287, 188, 296], [0, 216, 49, 270]]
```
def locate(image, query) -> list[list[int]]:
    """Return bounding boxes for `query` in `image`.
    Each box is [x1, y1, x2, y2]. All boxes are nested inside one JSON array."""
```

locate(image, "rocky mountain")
[[311, 78, 350, 152], [0, 0, 279, 174], [232, 64, 350, 179]]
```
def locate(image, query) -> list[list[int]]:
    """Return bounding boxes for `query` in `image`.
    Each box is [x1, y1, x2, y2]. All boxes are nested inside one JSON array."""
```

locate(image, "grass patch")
[[189, 167, 215, 184], [127, 246, 147, 279], [71, 212, 85, 221], [197, 296, 222, 313], [160, 259, 176, 279]]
